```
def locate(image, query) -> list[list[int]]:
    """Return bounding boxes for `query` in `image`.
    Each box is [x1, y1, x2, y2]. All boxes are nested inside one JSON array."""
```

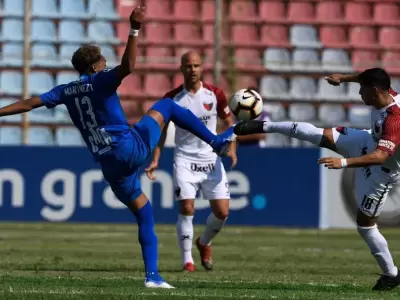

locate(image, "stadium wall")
[[0, 147, 322, 227]]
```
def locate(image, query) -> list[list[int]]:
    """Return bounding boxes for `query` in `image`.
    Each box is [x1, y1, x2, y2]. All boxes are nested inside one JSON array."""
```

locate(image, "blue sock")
[[133, 201, 158, 275], [151, 98, 217, 144]]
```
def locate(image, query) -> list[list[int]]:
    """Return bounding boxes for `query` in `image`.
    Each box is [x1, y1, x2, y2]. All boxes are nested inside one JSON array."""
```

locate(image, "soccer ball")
[[229, 89, 263, 121]]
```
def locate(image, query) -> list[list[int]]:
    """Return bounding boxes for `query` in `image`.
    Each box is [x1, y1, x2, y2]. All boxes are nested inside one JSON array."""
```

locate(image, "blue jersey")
[[40, 68, 130, 159]]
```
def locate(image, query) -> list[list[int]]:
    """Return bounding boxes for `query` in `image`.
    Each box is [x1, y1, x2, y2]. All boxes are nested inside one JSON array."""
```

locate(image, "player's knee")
[[356, 209, 377, 227], [214, 210, 229, 220], [179, 200, 195, 216]]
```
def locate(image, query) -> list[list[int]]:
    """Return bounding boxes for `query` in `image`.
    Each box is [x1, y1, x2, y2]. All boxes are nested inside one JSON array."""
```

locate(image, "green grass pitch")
[[0, 222, 399, 299]]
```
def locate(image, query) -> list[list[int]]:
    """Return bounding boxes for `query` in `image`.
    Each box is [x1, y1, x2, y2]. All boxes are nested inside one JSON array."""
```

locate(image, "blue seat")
[[29, 71, 54, 95], [0, 99, 22, 122], [31, 20, 56, 42], [0, 71, 22, 96], [32, 0, 59, 18], [59, 44, 81, 68], [290, 25, 321, 49], [260, 75, 289, 100], [348, 105, 371, 128], [56, 127, 85, 146], [101, 45, 118, 67], [31, 44, 58, 68], [1, 43, 23, 67], [60, 0, 88, 19], [88, 0, 120, 20], [28, 106, 55, 123], [292, 49, 320, 73], [0, 127, 22, 145], [54, 105, 72, 124], [1, 19, 23, 42], [289, 77, 317, 101], [263, 48, 291, 72], [56, 71, 78, 86], [27, 127, 54, 145], [59, 21, 87, 43], [2, 0, 24, 17], [88, 21, 120, 44]]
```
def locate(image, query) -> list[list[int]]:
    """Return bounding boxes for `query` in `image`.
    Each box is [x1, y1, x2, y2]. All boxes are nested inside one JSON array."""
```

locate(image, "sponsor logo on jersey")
[[379, 139, 395, 151], [203, 102, 213, 111], [190, 163, 215, 173]]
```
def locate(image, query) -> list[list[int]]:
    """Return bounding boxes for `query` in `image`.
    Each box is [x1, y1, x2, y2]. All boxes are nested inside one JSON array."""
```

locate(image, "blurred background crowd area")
[[0, 0, 398, 147]]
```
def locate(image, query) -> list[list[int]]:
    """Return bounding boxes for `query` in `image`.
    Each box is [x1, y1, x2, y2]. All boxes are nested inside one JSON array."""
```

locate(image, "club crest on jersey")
[[203, 102, 213, 111]]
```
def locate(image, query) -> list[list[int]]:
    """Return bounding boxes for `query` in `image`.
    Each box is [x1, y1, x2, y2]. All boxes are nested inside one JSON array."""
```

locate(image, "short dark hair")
[[358, 68, 391, 90], [71, 45, 102, 74]]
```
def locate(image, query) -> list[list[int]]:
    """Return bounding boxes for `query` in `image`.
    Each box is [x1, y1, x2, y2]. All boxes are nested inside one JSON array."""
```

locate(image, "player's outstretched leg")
[[149, 98, 235, 155], [234, 120, 324, 146], [130, 194, 174, 289]]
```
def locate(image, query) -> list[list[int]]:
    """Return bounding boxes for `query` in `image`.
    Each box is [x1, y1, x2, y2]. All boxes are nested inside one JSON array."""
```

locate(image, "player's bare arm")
[[219, 115, 237, 168], [325, 73, 360, 86], [318, 149, 389, 169], [115, 5, 145, 81], [145, 123, 168, 180], [0, 97, 43, 117]]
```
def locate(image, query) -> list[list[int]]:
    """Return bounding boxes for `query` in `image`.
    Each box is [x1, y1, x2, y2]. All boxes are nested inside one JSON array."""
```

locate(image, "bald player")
[[146, 51, 237, 272]]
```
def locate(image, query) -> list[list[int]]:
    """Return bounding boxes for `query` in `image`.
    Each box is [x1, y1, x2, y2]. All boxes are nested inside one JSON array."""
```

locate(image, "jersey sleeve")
[[92, 67, 122, 92], [40, 85, 65, 109], [215, 89, 231, 119], [377, 111, 400, 155]]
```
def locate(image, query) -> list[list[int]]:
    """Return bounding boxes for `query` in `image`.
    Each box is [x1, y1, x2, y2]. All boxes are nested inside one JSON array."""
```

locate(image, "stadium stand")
[[0, 0, 399, 146]]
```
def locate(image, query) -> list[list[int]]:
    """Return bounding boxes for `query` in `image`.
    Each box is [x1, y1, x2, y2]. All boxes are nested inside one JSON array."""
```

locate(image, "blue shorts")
[[99, 116, 161, 205]]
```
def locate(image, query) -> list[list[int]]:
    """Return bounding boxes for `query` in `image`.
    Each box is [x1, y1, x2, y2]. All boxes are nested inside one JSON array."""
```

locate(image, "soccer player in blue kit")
[[0, 6, 235, 288]]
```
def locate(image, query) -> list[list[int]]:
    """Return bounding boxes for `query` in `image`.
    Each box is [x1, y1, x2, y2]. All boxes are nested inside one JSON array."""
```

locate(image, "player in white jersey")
[[233, 68, 400, 291], [145, 51, 237, 272]]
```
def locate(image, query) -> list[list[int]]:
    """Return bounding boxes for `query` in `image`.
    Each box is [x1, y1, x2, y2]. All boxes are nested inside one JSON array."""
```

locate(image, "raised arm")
[[325, 73, 360, 86], [0, 97, 43, 117]]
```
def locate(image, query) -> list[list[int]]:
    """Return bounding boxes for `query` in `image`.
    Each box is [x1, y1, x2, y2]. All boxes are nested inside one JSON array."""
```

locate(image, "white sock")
[[357, 225, 398, 277], [263, 121, 323, 145], [176, 214, 194, 265], [199, 213, 226, 246]]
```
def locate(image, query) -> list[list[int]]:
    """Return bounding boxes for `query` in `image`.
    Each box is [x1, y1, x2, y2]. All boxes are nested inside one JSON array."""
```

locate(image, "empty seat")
[[88, 0, 119, 20], [144, 74, 171, 96], [99, 45, 117, 67], [263, 103, 286, 121], [60, 0, 87, 18], [174, 24, 201, 43], [260, 75, 289, 100], [31, 44, 58, 68], [287, 2, 314, 21], [290, 77, 317, 101], [145, 23, 172, 43], [0, 99, 22, 122], [235, 49, 262, 70], [318, 104, 346, 125], [235, 75, 258, 91], [229, 0, 257, 20], [0, 127, 22, 145], [320, 26, 347, 47], [2, 0, 24, 17], [261, 25, 289, 47], [264, 48, 291, 71], [232, 25, 258, 46], [349, 27, 376, 47], [56, 127, 84, 146], [0, 71, 22, 95], [379, 27, 400, 46], [382, 52, 400, 75], [1, 19, 23, 42], [32, 0, 58, 18], [121, 101, 141, 122], [2, 43, 23, 67], [347, 82, 361, 102], [56, 71, 78, 86], [289, 104, 316, 122], [321, 49, 353, 73], [88, 21, 119, 44], [175, 0, 198, 20], [259, 0, 285, 20], [29, 71, 54, 95], [54, 105, 72, 124], [351, 51, 378, 72], [374, 4, 399, 24], [345, 2, 371, 23], [316, 1, 342, 21], [391, 78, 400, 92], [59, 44, 81, 68], [290, 25, 320, 48], [348, 106, 371, 127], [59, 21, 86, 43], [27, 127, 54, 145], [146, 47, 174, 68], [28, 106, 54, 123], [117, 74, 142, 97], [146, 0, 172, 19], [292, 49, 320, 72], [317, 78, 346, 101], [31, 20, 56, 42]]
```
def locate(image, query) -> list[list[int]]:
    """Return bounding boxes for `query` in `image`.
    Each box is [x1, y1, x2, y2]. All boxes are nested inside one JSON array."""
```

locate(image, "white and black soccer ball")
[[229, 88, 263, 121]]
